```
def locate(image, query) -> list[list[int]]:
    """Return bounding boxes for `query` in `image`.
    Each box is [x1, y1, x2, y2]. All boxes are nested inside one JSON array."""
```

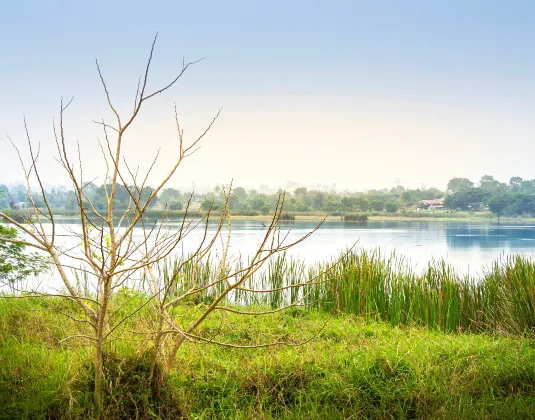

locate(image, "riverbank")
[[41, 208, 535, 223], [1, 297, 534, 419]]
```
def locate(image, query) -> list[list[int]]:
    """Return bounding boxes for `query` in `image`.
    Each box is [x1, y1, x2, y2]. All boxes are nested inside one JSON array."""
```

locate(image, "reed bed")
[[343, 213, 369, 222], [279, 212, 296, 221], [308, 251, 535, 334], [155, 249, 535, 335]]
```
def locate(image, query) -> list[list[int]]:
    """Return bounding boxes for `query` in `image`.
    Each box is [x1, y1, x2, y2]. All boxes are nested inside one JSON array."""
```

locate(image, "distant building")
[[419, 198, 445, 210]]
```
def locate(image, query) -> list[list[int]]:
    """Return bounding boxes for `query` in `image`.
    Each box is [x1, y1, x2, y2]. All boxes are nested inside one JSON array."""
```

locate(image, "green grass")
[[303, 251, 535, 336], [1, 295, 535, 419], [2, 249, 535, 418], [155, 249, 535, 336]]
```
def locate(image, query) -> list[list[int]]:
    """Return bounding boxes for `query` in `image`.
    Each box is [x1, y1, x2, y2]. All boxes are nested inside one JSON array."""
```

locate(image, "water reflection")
[[445, 224, 535, 249]]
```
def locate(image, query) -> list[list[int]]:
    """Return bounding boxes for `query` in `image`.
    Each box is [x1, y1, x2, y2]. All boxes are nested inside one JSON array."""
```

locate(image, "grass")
[[2, 249, 535, 418], [303, 251, 535, 335], [156, 249, 535, 336], [1, 296, 535, 419], [343, 213, 369, 222]]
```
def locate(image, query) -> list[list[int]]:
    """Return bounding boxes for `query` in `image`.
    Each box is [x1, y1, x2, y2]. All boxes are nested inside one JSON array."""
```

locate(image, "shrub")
[[343, 213, 368, 222]]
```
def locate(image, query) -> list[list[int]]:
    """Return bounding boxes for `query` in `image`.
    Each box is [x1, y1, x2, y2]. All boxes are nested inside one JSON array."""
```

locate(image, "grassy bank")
[[1, 296, 535, 419], [2, 249, 535, 418]]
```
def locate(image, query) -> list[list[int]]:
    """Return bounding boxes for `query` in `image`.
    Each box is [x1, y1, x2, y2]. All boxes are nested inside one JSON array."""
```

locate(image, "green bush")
[[344, 213, 369, 222]]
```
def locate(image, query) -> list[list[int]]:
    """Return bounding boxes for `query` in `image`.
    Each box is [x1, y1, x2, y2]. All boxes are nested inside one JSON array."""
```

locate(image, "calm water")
[[28, 219, 535, 287], [212, 220, 535, 275]]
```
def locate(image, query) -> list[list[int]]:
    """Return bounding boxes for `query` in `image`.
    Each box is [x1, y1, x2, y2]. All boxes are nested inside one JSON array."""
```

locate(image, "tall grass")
[[343, 213, 369, 222], [156, 249, 535, 335], [2, 253, 535, 417], [305, 250, 535, 335], [280, 213, 296, 221]]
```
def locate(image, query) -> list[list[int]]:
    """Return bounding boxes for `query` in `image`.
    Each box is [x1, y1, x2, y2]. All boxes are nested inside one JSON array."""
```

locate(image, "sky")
[[2, 0, 535, 192]]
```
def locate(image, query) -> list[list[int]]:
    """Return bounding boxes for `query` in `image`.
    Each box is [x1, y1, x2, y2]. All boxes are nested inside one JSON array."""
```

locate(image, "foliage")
[[447, 177, 474, 193], [0, 183, 452, 216], [488, 195, 509, 219], [0, 223, 49, 285], [8, 173, 535, 219], [385, 201, 399, 213], [443, 175, 535, 217], [444, 187, 492, 211]]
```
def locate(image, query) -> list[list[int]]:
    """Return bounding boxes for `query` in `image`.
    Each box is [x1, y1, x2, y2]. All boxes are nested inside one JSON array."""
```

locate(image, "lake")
[[209, 219, 535, 275], [42, 219, 535, 277]]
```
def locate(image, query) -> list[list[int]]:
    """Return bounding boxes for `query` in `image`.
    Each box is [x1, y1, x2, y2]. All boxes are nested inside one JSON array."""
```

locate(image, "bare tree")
[[142, 189, 325, 379], [0, 35, 331, 415]]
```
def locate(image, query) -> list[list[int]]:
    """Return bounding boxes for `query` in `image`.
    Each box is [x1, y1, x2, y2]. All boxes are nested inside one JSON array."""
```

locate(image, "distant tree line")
[[2, 175, 535, 218], [0, 182, 443, 215], [444, 175, 535, 219], [0, 182, 158, 212]]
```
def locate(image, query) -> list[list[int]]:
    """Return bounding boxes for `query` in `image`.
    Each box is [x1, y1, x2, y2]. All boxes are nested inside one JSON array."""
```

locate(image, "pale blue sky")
[[2, 1, 535, 191]]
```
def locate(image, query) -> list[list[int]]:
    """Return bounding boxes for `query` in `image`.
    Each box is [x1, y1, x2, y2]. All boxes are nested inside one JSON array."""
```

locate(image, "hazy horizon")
[[2, 1, 535, 191]]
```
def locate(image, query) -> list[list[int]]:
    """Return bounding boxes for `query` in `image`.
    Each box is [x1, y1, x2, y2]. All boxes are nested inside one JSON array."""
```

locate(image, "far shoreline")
[[45, 212, 535, 224]]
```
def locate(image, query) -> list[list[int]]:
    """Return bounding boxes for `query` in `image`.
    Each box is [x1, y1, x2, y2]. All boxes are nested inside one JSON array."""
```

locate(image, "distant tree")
[[233, 187, 247, 200], [370, 200, 384, 212], [341, 196, 357, 212], [168, 201, 183, 211], [444, 188, 491, 211], [294, 187, 307, 196], [201, 199, 214, 211], [390, 185, 405, 194], [356, 197, 370, 211], [509, 177, 523, 191], [159, 188, 182, 206], [296, 203, 310, 212], [324, 200, 340, 212], [518, 179, 535, 194], [139, 186, 158, 208], [8, 185, 27, 204], [488, 195, 509, 222], [312, 191, 326, 210], [260, 205, 270, 215], [479, 175, 506, 194], [0, 185, 10, 208], [250, 197, 266, 211], [509, 193, 535, 217], [385, 202, 399, 213], [447, 177, 474, 193], [423, 187, 444, 199]]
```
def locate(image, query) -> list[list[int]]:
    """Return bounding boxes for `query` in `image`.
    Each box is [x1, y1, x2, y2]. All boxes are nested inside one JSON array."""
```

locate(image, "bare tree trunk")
[[165, 335, 186, 375], [94, 334, 104, 415], [148, 314, 165, 384], [94, 280, 110, 415]]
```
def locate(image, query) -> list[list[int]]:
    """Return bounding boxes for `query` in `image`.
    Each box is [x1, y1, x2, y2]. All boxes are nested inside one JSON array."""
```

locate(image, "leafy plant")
[[0, 223, 49, 286]]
